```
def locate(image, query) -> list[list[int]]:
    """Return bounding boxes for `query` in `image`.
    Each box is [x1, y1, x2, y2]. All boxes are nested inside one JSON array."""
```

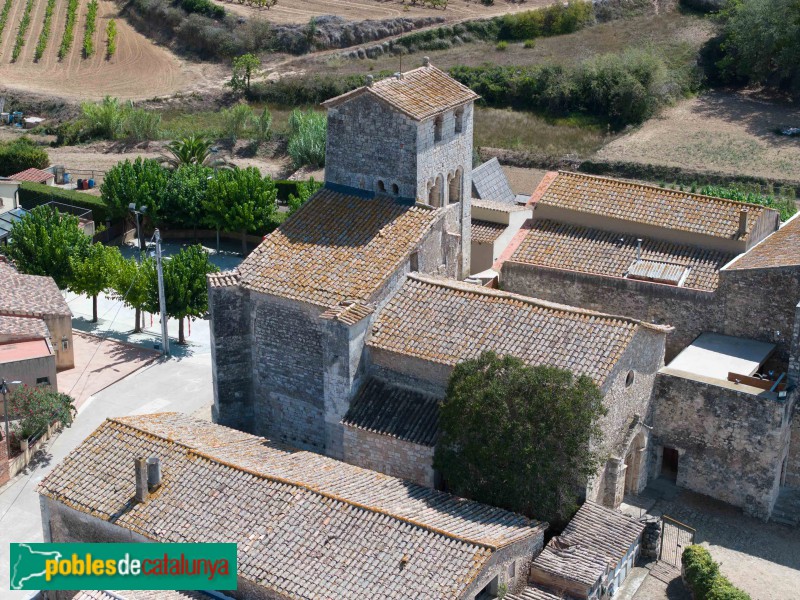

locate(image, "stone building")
[[0, 262, 73, 370], [38, 413, 547, 600]]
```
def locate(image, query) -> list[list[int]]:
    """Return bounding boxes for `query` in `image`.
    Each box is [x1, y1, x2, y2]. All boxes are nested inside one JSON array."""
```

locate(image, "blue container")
[[88, 179, 95, 188], [63, 173, 71, 184]]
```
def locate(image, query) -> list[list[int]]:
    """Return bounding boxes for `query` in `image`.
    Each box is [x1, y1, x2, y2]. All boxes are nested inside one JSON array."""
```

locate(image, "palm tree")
[[161, 135, 228, 169]]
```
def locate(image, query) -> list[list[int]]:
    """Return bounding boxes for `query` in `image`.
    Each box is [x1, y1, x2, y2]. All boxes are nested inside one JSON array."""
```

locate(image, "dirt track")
[[218, 0, 535, 25], [0, 0, 221, 100]]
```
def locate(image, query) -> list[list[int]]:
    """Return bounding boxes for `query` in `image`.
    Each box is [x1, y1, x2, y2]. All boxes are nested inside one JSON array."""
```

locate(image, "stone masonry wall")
[[651, 373, 791, 518], [462, 536, 545, 599], [325, 94, 419, 201], [342, 426, 435, 487], [502, 262, 718, 361], [787, 404, 800, 488], [209, 284, 253, 431], [251, 292, 326, 451]]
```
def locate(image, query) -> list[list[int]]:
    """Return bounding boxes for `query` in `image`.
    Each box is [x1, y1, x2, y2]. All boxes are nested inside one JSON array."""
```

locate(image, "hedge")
[[18, 182, 113, 224], [682, 546, 751, 600], [274, 179, 303, 202]]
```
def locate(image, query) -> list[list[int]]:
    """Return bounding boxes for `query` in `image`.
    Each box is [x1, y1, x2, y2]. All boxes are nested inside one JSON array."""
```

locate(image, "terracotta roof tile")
[[207, 270, 240, 288], [319, 301, 375, 325], [342, 377, 441, 446], [538, 172, 775, 241], [471, 219, 507, 244], [509, 220, 734, 292], [39, 413, 544, 600], [74, 593, 212, 600], [323, 65, 479, 121], [368, 274, 668, 385], [0, 314, 50, 340], [507, 586, 578, 600], [0, 266, 71, 317], [726, 213, 800, 270], [532, 501, 645, 588], [8, 168, 53, 183], [237, 189, 440, 308]]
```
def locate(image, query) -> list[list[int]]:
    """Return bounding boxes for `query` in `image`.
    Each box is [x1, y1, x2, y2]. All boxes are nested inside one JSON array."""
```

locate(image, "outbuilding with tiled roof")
[[7, 167, 54, 185]]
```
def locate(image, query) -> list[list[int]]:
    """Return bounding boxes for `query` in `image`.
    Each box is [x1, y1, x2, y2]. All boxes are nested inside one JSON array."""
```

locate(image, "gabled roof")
[[322, 65, 479, 121], [0, 264, 71, 318], [508, 219, 735, 292], [507, 586, 578, 600], [8, 167, 53, 184], [531, 501, 645, 588], [472, 157, 516, 204], [237, 189, 440, 308], [472, 219, 507, 244], [725, 212, 800, 270], [535, 172, 776, 241], [368, 274, 670, 385], [342, 377, 441, 446], [39, 413, 544, 600]]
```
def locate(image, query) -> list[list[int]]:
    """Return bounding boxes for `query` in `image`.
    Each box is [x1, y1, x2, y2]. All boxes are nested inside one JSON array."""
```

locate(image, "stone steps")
[[771, 487, 800, 527]]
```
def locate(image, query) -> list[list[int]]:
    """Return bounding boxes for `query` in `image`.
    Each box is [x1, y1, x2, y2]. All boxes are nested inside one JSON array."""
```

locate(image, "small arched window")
[[434, 115, 443, 143], [391, 183, 399, 195], [454, 108, 464, 134], [377, 180, 386, 193]]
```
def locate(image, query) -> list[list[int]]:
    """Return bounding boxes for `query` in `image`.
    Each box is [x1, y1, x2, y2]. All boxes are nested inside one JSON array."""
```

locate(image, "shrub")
[[699, 184, 797, 221], [58, 0, 79, 59], [83, 0, 98, 57], [497, 1, 594, 41], [287, 176, 322, 214], [523, 39, 536, 49], [125, 108, 162, 142], [252, 106, 272, 142], [221, 103, 253, 143], [81, 96, 128, 139], [8, 386, 76, 444], [682, 546, 752, 600], [0, 0, 13, 42], [247, 73, 370, 104], [106, 18, 117, 58], [178, 0, 225, 19], [11, 0, 35, 62], [287, 109, 326, 168], [0, 138, 49, 177], [34, 0, 57, 60], [495, 40, 508, 51]]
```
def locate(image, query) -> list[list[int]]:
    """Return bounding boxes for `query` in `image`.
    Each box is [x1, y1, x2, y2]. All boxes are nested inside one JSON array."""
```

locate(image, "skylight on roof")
[[626, 260, 689, 286]]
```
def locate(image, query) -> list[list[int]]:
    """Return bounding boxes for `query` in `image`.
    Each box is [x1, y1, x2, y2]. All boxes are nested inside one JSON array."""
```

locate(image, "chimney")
[[147, 456, 162, 492], [134, 457, 148, 503], [366, 74, 374, 88], [738, 208, 749, 237], [423, 56, 430, 67], [636, 238, 642, 262]]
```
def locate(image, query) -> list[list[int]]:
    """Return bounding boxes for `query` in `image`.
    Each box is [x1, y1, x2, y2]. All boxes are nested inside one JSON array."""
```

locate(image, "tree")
[[158, 245, 219, 344], [0, 137, 49, 177], [161, 135, 224, 169], [112, 256, 156, 333], [69, 243, 123, 322], [4, 205, 90, 289], [287, 176, 322, 215], [434, 351, 607, 525], [228, 53, 261, 95], [160, 164, 213, 231], [716, 0, 800, 95], [204, 167, 278, 255]]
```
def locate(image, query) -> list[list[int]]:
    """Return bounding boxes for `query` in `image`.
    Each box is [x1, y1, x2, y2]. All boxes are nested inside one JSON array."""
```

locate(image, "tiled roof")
[[368, 274, 669, 385], [532, 501, 645, 588], [207, 270, 240, 288], [536, 172, 774, 241], [7, 167, 53, 183], [342, 377, 441, 446], [472, 158, 516, 204], [472, 219, 507, 244], [472, 199, 530, 213], [0, 266, 71, 317], [0, 314, 50, 340], [319, 301, 375, 325], [726, 213, 800, 270], [74, 592, 214, 600], [322, 65, 479, 121], [237, 189, 440, 308], [39, 413, 544, 600], [509, 219, 734, 292], [507, 586, 577, 600]]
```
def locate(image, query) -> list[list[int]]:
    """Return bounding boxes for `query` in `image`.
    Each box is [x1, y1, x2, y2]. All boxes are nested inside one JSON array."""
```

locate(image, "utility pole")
[[154, 230, 170, 357]]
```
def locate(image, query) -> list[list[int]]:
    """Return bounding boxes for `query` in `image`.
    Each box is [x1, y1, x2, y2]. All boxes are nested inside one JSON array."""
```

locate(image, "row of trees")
[[4, 206, 218, 344]]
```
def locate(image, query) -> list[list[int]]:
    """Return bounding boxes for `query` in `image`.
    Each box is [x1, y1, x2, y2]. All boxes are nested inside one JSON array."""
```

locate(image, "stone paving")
[[631, 479, 800, 600]]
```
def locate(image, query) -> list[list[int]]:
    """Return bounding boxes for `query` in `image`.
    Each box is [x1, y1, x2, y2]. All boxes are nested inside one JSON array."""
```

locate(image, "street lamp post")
[[1, 379, 21, 457], [128, 203, 148, 258]]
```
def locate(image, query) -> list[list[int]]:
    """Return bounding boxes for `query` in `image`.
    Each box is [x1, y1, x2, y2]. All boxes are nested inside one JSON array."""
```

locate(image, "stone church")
[[210, 62, 800, 521]]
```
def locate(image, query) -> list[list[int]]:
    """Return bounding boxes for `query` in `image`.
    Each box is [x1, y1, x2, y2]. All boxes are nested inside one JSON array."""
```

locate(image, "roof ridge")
[[556, 170, 771, 212], [407, 274, 673, 333], [105, 417, 539, 550]]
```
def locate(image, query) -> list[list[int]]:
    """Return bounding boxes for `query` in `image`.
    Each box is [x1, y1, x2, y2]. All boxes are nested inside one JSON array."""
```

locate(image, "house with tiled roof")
[[7, 167, 55, 185], [332, 274, 671, 506], [39, 413, 546, 600], [0, 261, 73, 370]]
